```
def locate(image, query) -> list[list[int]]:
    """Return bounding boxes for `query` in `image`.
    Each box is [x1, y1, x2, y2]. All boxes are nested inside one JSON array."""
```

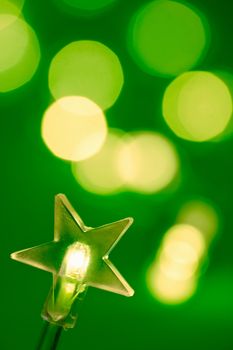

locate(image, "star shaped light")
[[11, 194, 134, 328]]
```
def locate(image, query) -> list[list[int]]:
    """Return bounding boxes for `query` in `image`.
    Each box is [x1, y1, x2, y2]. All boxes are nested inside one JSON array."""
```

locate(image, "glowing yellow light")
[[177, 200, 219, 242], [159, 256, 198, 281], [63, 242, 90, 280], [41, 96, 107, 162], [47, 242, 90, 321], [128, 0, 209, 77], [72, 129, 125, 195], [0, 15, 40, 92], [163, 240, 200, 266], [163, 71, 232, 141], [147, 224, 206, 304], [64, 282, 76, 295], [163, 224, 206, 259], [118, 131, 179, 194], [49, 40, 124, 110], [147, 265, 197, 304]]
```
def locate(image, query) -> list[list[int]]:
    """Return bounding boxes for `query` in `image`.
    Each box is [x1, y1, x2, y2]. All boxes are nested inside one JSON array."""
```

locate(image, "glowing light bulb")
[[63, 243, 90, 280], [11, 194, 134, 328], [47, 244, 90, 323]]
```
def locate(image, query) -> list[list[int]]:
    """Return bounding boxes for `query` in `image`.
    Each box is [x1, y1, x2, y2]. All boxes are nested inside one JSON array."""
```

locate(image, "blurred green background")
[[1, 0, 233, 349]]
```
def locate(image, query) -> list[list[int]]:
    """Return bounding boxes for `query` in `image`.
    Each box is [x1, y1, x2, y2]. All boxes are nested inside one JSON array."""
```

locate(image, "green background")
[[1, 0, 233, 349]]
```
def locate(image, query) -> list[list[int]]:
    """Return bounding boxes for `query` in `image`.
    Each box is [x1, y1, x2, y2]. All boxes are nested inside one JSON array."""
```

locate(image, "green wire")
[[36, 322, 63, 350]]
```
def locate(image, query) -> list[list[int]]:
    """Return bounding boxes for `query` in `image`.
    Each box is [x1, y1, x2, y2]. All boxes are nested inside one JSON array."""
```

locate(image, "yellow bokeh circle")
[[72, 129, 125, 195], [118, 131, 179, 194], [41, 96, 107, 162], [147, 264, 197, 304], [147, 224, 205, 304]]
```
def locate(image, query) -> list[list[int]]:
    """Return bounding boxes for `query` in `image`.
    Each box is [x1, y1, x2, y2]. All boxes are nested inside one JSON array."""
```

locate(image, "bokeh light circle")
[[118, 131, 179, 194], [72, 129, 125, 195], [128, 0, 208, 77], [0, 15, 40, 92], [159, 255, 198, 281], [147, 224, 204, 304], [147, 264, 197, 304], [162, 224, 206, 260], [61, 0, 117, 11], [0, 0, 24, 16], [41, 96, 107, 162], [8, 0, 25, 11], [49, 40, 124, 110], [163, 71, 232, 141], [212, 70, 233, 141], [177, 200, 219, 242]]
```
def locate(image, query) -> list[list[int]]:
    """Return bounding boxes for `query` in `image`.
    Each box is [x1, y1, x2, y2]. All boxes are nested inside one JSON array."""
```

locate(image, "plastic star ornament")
[[11, 194, 134, 328]]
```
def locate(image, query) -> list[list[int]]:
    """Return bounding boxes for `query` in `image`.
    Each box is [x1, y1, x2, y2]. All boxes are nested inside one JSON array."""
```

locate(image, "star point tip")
[[10, 252, 17, 260], [127, 217, 134, 225], [127, 288, 135, 297], [55, 193, 67, 202]]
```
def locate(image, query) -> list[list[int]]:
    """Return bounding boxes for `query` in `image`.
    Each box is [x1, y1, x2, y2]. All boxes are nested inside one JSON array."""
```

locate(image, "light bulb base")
[[42, 275, 88, 329]]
